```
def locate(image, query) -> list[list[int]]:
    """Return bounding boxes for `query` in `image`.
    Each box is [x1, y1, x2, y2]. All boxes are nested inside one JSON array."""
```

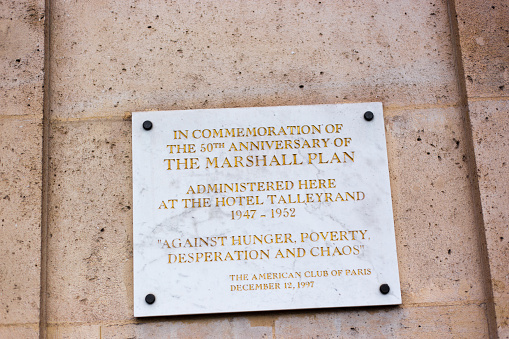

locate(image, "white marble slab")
[[132, 103, 401, 317]]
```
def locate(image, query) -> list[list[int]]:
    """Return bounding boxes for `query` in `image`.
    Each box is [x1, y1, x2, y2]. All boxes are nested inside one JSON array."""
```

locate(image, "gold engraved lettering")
[[215, 196, 263, 207], [206, 157, 218, 168], [300, 230, 368, 242], [269, 155, 281, 166], [166, 144, 196, 154], [185, 124, 342, 140], [304, 270, 328, 278], [230, 233, 292, 245], [275, 248, 305, 258], [234, 156, 244, 167], [174, 130, 188, 139], [255, 190, 367, 205], [339, 231, 347, 240], [230, 282, 281, 292], [181, 197, 211, 208], [222, 157, 233, 168], [229, 274, 249, 281], [164, 158, 200, 170]]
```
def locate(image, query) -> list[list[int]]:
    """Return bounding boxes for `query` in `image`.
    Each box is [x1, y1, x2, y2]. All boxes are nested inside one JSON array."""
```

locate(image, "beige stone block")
[[46, 324, 101, 339], [102, 317, 271, 338], [46, 119, 133, 323], [468, 99, 509, 337], [0, 117, 42, 324], [385, 107, 486, 305], [0, 325, 39, 339], [454, 0, 509, 98], [99, 304, 488, 338], [49, 0, 460, 120], [274, 303, 488, 338], [0, 0, 45, 116]]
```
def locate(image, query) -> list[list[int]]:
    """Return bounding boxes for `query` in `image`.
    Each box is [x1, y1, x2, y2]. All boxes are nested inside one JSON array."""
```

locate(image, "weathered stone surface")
[[274, 304, 488, 338], [0, 118, 42, 326], [99, 304, 487, 338], [46, 120, 133, 322], [49, 0, 460, 120], [0, 325, 39, 339], [0, 0, 45, 116], [469, 99, 509, 337], [454, 0, 509, 336], [46, 324, 101, 338], [102, 317, 271, 339], [454, 0, 509, 98], [385, 106, 486, 304], [0, 1, 44, 333]]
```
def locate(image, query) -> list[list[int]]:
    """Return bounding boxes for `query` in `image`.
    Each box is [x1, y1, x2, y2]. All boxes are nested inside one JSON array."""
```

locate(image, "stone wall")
[[0, 0, 507, 338]]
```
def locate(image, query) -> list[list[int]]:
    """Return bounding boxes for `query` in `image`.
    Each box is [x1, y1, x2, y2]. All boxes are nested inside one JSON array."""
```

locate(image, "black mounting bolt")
[[143, 120, 153, 130], [145, 293, 156, 304], [364, 111, 374, 121], [379, 284, 390, 295]]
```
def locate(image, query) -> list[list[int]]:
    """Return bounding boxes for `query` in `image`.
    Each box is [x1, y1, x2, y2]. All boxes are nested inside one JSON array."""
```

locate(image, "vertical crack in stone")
[[40, 0, 52, 337]]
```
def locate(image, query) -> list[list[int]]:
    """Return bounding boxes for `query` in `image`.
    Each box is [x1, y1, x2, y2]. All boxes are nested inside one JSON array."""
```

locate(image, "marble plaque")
[[132, 103, 401, 317]]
